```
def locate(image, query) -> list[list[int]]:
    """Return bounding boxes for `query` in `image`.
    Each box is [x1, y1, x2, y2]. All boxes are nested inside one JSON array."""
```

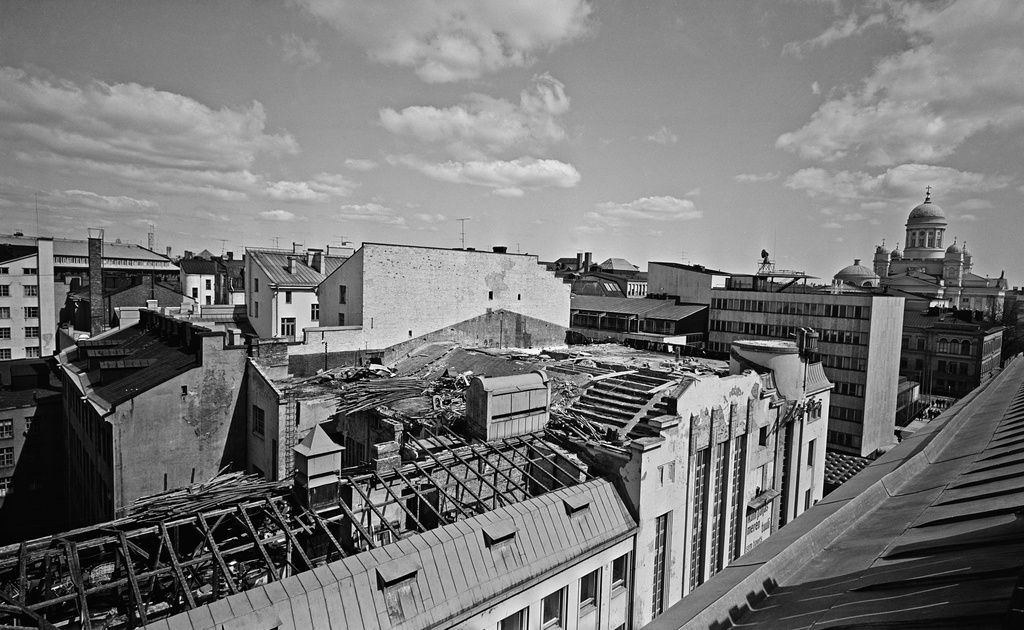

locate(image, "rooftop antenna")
[[148, 222, 156, 251], [270, 236, 280, 248], [456, 217, 471, 249], [218, 239, 227, 256], [35, 192, 41, 237]]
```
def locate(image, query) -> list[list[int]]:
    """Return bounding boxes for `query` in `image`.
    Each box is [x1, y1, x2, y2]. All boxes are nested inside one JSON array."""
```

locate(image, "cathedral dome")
[[907, 190, 945, 223], [834, 259, 880, 287], [946, 241, 961, 254], [875, 243, 889, 255]]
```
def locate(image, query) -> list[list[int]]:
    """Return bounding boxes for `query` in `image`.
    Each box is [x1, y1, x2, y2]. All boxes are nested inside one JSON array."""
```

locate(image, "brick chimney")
[[576, 252, 583, 271], [584, 252, 592, 272], [88, 228, 104, 336], [288, 257, 298, 274]]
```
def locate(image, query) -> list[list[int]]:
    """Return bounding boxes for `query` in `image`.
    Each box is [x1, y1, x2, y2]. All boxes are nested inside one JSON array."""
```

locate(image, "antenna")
[[456, 218, 471, 249], [147, 222, 156, 251], [270, 236, 280, 248], [218, 239, 228, 256], [35, 192, 41, 237]]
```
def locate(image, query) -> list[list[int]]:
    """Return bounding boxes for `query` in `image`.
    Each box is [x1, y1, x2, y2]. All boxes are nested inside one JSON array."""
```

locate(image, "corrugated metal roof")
[[156, 477, 636, 630], [248, 250, 347, 287], [178, 259, 218, 275]]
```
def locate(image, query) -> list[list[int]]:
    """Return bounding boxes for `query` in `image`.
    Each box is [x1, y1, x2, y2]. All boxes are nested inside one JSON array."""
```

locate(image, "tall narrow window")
[[280, 317, 296, 338], [728, 435, 746, 561], [652, 513, 669, 616], [807, 439, 816, 467], [708, 440, 730, 577], [285, 290, 292, 304], [500, 608, 527, 630], [542, 588, 565, 629], [339, 285, 347, 304], [579, 569, 600, 610], [311, 303, 320, 321]]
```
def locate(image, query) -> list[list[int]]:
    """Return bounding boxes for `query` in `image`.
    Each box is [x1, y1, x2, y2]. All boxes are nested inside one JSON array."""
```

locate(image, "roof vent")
[[482, 520, 518, 547], [563, 493, 591, 517], [493, 246, 508, 254], [376, 556, 421, 589]]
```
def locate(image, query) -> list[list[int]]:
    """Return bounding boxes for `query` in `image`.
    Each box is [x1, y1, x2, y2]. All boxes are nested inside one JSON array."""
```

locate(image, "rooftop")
[[570, 295, 706, 321], [248, 249, 347, 287]]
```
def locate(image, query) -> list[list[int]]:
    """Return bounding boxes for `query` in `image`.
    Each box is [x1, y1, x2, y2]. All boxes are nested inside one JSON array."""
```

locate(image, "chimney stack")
[[292, 242, 302, 254], [576, 252, 583, 271], [584, 252, 592, 272], [226, 251, 233, 261], [288, 257, 298, 274], [309, 248, 323, 273], [492, 246, 508, 254], [88, 228, 104, 336]]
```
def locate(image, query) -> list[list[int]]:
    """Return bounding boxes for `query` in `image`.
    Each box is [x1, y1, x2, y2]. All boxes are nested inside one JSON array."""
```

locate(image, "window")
[[205, 296, 211, 305], [0, 328, 9, 339], [191, 287, 198, 299], [285, 290, 292, 304], [0, 307, 8, 319], [0, 285, 8, 297], [612, 553, 629, 591], [24, 306, 39, 318], [254, 301, 259, 317], [0, 350, 9, 360], [0, 420, 12, 439], [24, 417, 31, 432], [917, 338, 925, 350], [500, 608, 527, 630], [23, 268, 37, 275], [24, 347, 39, 358], [338, 313, 345, 326], [758, 425, 768, 447], [0, 447, 13, 467], [542, 588, 565, 629], [252, 405, 265, 436], [488, 290, 494, 300], [311, 303, 319, 321], [339, 285, 347, 304], [23, 285, 38, 297], [205, 279, 212, 290], [280, 317, 296, 337], [0, 477, 8, 496], [0, 268, 6, 274], [659, 461, 675, 486], [254, 277, 259, 292], [24, 327, 39, 338], [579, 569, 600, 610], [807, 439, 816, 467], [652, 512, 668, 615]]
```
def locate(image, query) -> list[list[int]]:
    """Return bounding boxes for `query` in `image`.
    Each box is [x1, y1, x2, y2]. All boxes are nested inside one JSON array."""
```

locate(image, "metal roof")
[[178, 259, 218, 275], [571, 295, 705, 320], [248, 250, 346, 287]]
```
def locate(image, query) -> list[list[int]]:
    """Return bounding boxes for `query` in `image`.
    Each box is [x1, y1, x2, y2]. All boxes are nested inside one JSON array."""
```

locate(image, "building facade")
[[57, 309, 248, 527], [0, 239, 56, 361], [246, 245, 349, 340], [707, 283, 902, 457], [316, 243, 570, 351], [900, 310, 1003, 399]]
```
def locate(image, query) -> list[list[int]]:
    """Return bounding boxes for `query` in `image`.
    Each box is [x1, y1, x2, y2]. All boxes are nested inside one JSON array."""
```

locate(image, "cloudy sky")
[[1, 0, 1022, 283]]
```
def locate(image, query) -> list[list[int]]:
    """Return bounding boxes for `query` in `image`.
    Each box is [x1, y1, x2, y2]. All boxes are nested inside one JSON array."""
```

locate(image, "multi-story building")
[[566, 333, 829, 625], [900, 309, 1003, 399], [179, 257, 218, 306], [569, 295, 707, 352], [57, 308, 247, 527], [0, 238, 56, 361], [0, 358, 65, 543], [708, 277, 903, 457], [246, 245, 349, 340], [314, 243, 569, 352]]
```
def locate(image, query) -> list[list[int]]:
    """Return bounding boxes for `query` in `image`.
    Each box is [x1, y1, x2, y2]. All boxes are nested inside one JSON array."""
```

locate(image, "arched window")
[[936, 230, 943, 247], [927, 231, 934, 247], [961, 340, 972, 356], [937, 338, 949, 353], [909, 232, 917, 248]]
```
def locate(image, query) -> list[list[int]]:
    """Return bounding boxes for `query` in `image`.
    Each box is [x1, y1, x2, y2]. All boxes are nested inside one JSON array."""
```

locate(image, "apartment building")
[[0, 239, 56, 361]]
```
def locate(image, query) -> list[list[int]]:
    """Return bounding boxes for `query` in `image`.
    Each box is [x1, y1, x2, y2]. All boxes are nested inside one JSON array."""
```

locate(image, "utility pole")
[[456, 218, 471, 249]]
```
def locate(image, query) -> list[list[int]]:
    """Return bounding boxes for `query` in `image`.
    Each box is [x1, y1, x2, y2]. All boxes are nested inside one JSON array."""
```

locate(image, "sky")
[[1, 0, 1022, 285]]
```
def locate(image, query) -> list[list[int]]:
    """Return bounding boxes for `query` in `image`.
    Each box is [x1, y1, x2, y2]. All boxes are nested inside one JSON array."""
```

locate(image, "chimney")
[[146, 299, 158, 310], [584, 252, 592, 271], [226, 251, 233, 261], [492, 246, 508, 254], [576, 252, 583, 271], [184, 250, 193, 260], [166, 246, 172, 257], [292, 242, 302, 254], [288, 257, 298, 274], [88, 228, 104, 336], [309, 248, 323, 273]]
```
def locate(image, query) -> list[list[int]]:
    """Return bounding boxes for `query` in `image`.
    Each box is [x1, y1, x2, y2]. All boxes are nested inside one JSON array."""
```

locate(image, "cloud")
[[260, 209, 302, 222], [393, 154, 580, 196], [783, 11, 889, 58], [0, 67, 349, 203], [586, 196, 702, 227], [337, 202, 407, 226], [344, 158, 379, 171], [279, 33, 324, 66], [777, 1, 1024, 166], [811, 81, 821, 95], [821, 222, 844, 229], [734, 172, 779, 183], [380, 74, 569, 160], [413, 212, 447, 222], [296, 0, 593, 82], [646, 126, 678, 144], [961, 213, 978, 221], [685, 187, 701, 197], [784, 163, 1010, 203], [956, 198, 993, 211], [0, 184, 158, 218]]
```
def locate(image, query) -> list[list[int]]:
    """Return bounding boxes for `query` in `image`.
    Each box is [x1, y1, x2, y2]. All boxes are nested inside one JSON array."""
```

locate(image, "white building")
[[0, 238, 56, 361], [245, 246, 349, 340]]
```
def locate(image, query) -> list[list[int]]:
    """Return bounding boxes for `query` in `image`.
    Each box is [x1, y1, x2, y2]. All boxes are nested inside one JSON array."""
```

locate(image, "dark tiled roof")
[[823, 450, 871, 487], [178, 258, 218, 275], [71, 326, 199, 407]]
